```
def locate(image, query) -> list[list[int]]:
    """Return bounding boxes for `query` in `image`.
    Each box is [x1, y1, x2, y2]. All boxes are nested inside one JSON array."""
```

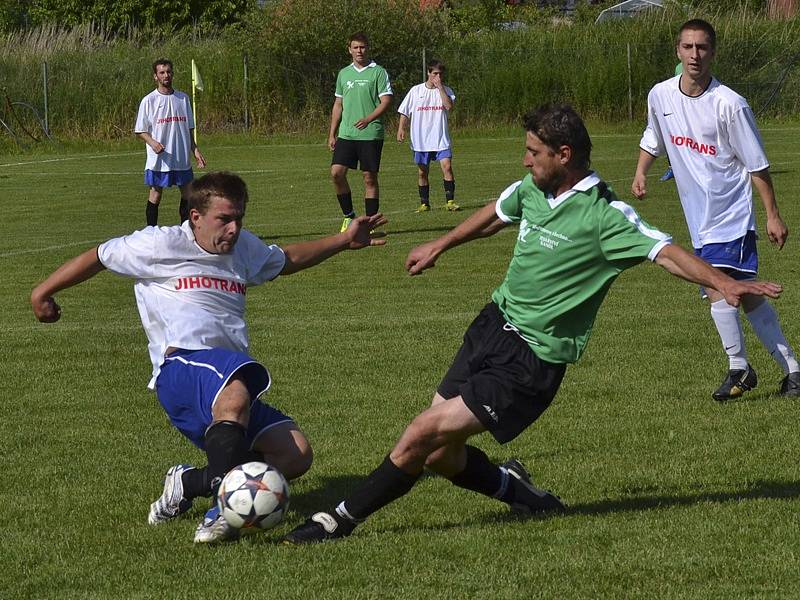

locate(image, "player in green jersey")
[[283, 104, 782, 544], [329, 32, 393, 232]]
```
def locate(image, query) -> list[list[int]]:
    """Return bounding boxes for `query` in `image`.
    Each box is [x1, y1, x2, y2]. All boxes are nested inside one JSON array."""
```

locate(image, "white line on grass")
[[0, 151, 140, 168], [0, 239, 107, 258]]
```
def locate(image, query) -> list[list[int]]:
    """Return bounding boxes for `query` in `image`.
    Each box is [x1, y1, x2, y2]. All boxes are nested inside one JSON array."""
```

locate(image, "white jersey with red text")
[[98, 221, 286, 388], [640, 76, 769, 248], [134, 89, 196, 172], [397, 83, 456, 152]]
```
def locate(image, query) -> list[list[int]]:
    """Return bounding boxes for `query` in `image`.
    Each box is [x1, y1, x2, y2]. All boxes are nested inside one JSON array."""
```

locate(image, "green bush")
[[0, 0, 798, 143]]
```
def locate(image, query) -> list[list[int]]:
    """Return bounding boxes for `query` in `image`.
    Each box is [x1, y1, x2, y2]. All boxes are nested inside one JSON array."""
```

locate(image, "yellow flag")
[[191, 59, 204, 92]]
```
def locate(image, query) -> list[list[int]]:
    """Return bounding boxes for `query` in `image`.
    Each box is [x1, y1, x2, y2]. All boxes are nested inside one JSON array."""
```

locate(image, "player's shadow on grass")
[[287, 477, 800, 535], [567, 479, 800, 517], [288, 474, 372, 515]]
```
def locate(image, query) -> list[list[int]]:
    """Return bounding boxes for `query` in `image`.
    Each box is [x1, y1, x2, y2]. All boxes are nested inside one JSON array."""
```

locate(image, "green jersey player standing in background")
[[329, 32, 393, 232]]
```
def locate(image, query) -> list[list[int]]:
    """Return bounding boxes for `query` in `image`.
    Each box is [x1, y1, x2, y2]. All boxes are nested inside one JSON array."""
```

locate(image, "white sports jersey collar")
[[676, 75, 716, 99], [350, 61, 377, 73], [546, 172, 600, 209]]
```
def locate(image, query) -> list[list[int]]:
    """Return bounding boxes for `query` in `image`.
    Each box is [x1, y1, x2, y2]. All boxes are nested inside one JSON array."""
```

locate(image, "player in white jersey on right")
[[632, 18, 799, 400], [397, 59, 460, 212]]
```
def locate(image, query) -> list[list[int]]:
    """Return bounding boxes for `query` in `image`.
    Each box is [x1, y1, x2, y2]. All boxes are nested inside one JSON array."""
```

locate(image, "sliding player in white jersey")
[[632, 18, 799, 400], [31, 171, 387, 543]]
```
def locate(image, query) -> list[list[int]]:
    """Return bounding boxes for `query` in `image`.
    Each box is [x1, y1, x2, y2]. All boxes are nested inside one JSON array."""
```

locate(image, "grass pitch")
[[2, 125, 800, 599]]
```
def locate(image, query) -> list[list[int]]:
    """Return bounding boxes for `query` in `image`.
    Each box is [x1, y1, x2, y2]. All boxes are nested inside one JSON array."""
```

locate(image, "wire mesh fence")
[[1, 37, 798, 145]]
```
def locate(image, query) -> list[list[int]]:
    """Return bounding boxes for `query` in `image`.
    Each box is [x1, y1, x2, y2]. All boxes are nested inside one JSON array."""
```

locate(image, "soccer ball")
[[217, 461, 290, 531]]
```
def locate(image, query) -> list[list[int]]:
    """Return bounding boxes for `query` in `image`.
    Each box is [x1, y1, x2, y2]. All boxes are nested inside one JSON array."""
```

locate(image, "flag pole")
[[191, 59, 199, 144]]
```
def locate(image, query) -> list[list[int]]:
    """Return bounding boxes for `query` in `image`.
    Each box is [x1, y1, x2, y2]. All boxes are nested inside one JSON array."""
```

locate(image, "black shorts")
[[437, 302, 566, 444], [332, 138, 384, 172]]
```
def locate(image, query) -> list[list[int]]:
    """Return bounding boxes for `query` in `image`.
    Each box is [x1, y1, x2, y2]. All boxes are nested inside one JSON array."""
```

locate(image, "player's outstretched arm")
[[631, 149, 657, 200], [654, 243, 782, 307], [405, 201, 506, 276], [280, 213, 388, 276], [31, 247, 107, 323]]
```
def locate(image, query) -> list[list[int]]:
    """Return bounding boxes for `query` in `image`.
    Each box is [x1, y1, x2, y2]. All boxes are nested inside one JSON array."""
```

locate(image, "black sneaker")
[[779, 371, 800, 397], [712, 364, 757, 401], [501, 459, 565, 515], [282, 511, 355, 545]]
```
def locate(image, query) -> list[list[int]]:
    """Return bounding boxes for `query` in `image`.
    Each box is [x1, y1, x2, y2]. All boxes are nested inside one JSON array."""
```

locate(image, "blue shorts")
[[155, 348, 292, 450], [694, 231, 758, 297], [413, 149, 452, 166], [144, 169, 193, 188]]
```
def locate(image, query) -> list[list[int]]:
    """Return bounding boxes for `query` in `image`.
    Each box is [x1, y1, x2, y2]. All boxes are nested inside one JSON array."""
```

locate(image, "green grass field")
[[2, 125, 800, 599]]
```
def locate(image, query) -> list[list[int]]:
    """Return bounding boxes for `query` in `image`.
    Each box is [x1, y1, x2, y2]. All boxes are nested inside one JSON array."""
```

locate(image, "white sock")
[[710, 299, 749, 370], [745, 301, 799, 375]]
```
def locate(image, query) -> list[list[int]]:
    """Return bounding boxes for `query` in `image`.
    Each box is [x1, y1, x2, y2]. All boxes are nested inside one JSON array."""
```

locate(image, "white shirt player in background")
[[30, 172, 388, 543], [135, 58, 206, 227], [632, 18, 799, 400], [397, 60, 460, 212]]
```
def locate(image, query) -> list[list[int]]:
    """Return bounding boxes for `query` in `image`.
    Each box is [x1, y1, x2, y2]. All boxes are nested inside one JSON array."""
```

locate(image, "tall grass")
[[0, 1, 798, 143]]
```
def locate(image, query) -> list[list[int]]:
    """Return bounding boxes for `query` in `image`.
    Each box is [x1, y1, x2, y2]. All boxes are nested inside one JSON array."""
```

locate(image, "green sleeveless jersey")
[[335, 61, 392, 141], [491, 173, 671, 364]]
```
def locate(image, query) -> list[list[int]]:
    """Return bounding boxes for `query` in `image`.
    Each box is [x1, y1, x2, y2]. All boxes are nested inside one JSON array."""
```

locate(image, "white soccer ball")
[[217, 461, 290, 531]]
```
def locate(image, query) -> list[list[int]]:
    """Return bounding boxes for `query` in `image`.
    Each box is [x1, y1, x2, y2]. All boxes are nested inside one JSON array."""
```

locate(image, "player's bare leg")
[[284, 396, 563, 544], [252, 422, 313, 481], [194, 375, 253, 543]]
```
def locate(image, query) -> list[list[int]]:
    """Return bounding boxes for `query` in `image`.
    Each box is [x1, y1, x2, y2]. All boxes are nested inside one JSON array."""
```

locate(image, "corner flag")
[[191, 59, 203, 143]]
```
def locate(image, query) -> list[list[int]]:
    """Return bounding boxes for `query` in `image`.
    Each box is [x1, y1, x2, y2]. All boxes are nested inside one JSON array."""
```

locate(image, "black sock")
[[146, 201, 159, 226], [418, 185, 430, 205], [365, 198, 379, 217], [337, 193, 354, 217], [337, 456, 420, 522], [203, 420, 252, 496], [182, 467, 212, 499], [179, 196, 189, 223], [181, 448, 262, 500], [448, 445, 505, 499], [443, 179, 455, 201]]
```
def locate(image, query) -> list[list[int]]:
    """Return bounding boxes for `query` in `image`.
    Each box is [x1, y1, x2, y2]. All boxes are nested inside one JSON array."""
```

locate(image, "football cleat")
[[282, 511, 355, 545], [193, 506, 240, 544], [659, 167, 674, 182], [415, 203, 431, 213], [501, 458, 565, 515], [445, 200, 461, 211], [712, 364, 757, 401], [779, 371, 800, 397], [148, 464, 194, 525], [340, 216, 353, 233]]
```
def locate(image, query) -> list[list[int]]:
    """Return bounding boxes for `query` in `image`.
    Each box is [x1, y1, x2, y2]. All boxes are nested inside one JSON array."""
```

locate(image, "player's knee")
[[281, 443, 313, 480], [396, 411, 443, 457], [331, 167, 346, 183]]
